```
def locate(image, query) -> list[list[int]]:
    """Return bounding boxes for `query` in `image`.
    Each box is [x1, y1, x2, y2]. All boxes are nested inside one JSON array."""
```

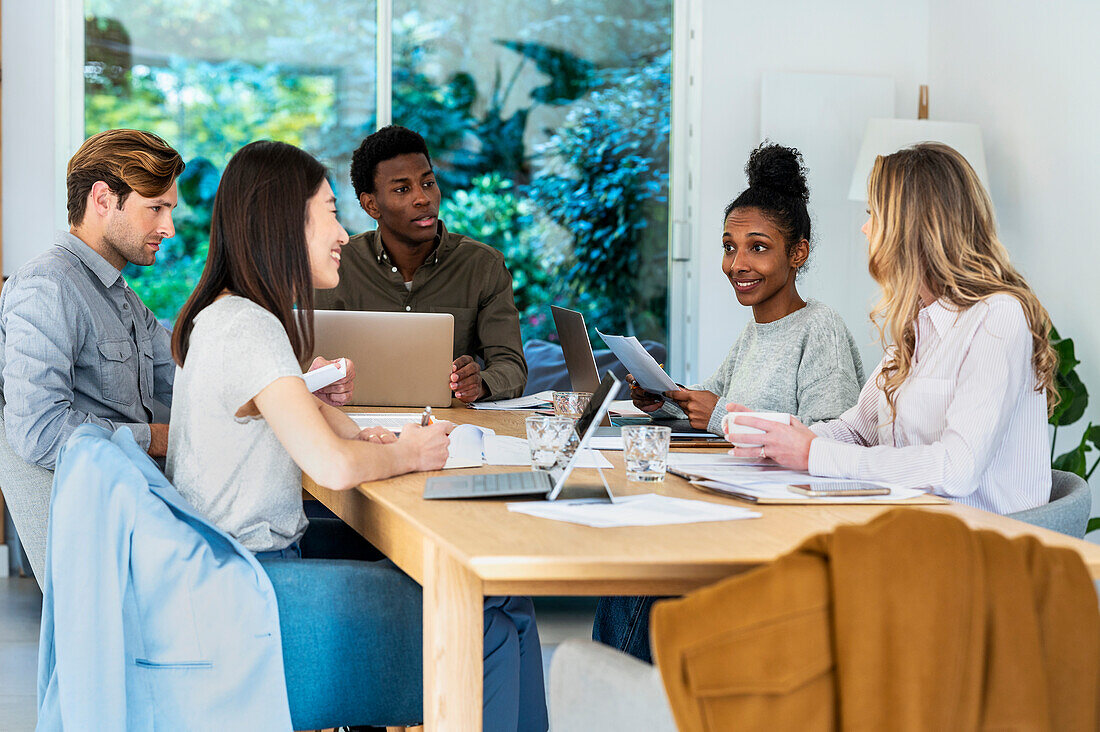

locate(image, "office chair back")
[[1008, 470, 1092, 539], [0, 394, 54, 586]]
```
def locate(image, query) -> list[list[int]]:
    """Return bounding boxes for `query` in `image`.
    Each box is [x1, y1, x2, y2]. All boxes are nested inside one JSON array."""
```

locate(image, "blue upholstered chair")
[[1008, 470, 1092, 539]]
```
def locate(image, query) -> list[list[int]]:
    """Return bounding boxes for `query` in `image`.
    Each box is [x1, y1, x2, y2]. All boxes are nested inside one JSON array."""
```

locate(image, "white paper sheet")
[[595, 330, 678, 394], [470, 391, 555, 410], [507, 493, 761, 528]]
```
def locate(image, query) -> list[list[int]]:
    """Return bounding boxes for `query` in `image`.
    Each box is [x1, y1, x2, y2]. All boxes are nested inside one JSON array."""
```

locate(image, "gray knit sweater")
[[659, 300, 866, 434]]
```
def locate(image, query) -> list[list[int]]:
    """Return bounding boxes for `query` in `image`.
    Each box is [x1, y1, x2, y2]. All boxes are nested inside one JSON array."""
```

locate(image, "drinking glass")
[[622, 425, 672, 482], [525, 415, 576, 470], [552, 391, 592, 419]]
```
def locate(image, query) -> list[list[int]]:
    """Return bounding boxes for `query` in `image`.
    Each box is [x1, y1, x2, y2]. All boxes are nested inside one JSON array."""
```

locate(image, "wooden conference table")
[[304, 403, 1100, 731]]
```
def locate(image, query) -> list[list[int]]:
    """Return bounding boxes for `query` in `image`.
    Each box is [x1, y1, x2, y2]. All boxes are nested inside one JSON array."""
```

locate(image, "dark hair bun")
[[745, 143, 809, 202]]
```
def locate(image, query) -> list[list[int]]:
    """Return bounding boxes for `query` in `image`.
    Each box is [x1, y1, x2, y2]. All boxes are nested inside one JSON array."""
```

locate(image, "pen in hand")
[[420, 406, 433, 427]]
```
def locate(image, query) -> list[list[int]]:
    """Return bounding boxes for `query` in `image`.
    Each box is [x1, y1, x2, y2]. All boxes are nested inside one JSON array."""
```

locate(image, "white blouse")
[[808, 294, 1050, 514]]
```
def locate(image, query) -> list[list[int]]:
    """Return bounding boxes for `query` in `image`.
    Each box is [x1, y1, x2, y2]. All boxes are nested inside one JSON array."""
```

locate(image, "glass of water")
[[525, 415, 576, 470], [552, 391, 592, 419], [622, 425, 672, 482]]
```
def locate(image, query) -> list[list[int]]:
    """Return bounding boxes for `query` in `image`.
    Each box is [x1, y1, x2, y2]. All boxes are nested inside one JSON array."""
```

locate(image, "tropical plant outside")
[[83, 1, 672, 348]]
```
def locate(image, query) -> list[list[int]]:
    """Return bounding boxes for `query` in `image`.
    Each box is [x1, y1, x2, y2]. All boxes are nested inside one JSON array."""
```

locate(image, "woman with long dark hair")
[[167, 140, 547, 730]]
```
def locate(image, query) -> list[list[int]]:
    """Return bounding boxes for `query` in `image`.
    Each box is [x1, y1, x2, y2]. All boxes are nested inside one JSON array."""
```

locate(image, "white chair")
[[549, 639, 676, 732]]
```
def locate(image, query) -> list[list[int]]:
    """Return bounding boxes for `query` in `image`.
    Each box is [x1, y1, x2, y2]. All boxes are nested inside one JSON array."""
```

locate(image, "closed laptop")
[[312, 310, 454, 407]]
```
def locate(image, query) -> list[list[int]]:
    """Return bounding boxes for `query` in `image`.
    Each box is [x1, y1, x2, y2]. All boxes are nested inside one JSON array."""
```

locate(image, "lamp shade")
[[848, 118, 988, 200]]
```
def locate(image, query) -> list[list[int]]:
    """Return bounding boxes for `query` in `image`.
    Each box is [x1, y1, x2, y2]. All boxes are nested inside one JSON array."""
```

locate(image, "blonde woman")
[[727, 143, 1057, 514]]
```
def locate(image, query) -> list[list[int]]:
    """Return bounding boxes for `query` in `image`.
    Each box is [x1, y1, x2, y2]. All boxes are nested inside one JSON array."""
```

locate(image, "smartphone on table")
[[787, 481, 891, 497]]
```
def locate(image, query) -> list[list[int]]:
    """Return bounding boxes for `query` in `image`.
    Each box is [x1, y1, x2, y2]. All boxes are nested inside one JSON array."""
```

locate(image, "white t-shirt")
[[166, 295, 308, 552]]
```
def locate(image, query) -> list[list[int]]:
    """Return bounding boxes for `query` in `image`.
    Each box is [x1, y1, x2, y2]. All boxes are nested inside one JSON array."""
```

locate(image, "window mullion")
[[376, 0, 393, 129]]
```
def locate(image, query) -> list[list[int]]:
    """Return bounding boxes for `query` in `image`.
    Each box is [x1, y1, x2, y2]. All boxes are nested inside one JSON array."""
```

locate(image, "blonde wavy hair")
[[865, 142, 1058, 419]]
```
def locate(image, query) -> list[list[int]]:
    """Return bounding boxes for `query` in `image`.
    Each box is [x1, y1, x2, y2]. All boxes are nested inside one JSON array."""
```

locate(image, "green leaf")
[[494, 40, 597, 105], [1088, 517, 1100, 535], [1053, 444, 1088, 477], [1050, 325, 1081, 377], [1050, 368, 1089, 426]]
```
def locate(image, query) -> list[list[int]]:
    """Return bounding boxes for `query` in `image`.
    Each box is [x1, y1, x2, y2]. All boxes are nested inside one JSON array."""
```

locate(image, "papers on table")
[[666, 453, 774, 469], [693, 481, 928, 503], [479, 433, 612, 469], [671, 462, 931, 503], [595, 330, 678, 394], [348, 413, 423, 432], [470, 391, 554, 410], [507, 493, 761, 528], [346, 418, 613, 470], [609, 400, 648, 417], [588, 436, 625, 451]]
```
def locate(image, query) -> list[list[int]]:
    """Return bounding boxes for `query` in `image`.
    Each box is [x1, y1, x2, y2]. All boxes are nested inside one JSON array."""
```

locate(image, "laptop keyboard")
[[469, 472, 550, 494], [424, 470, 554, 499]]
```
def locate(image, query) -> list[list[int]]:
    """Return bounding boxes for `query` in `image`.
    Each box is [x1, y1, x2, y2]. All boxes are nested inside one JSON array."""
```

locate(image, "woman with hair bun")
[[631, 142, 865, 435], [728, 142, 1057, 515], [600, 143, 865, 664]]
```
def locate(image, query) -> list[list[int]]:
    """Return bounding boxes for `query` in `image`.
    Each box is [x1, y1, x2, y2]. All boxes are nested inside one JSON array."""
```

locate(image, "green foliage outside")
[[1047, 327, 1100, 532], [83, 2, 672, 347]]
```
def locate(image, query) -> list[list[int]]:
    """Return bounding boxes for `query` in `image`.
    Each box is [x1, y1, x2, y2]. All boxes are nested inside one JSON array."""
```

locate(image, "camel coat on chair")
[[651, 509, 1100, 731]]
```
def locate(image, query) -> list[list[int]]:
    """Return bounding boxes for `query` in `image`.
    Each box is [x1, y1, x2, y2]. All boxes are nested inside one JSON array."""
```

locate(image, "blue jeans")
[[592, 595, 668, 664], [258, 513, 548, 731]]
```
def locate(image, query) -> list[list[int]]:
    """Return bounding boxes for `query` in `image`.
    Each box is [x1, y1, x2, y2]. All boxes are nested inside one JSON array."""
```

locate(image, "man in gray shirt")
[[0, 129, 186, 469]]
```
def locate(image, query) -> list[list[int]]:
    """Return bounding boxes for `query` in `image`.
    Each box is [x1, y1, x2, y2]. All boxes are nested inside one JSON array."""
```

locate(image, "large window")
[[85, 1, 671, 347]]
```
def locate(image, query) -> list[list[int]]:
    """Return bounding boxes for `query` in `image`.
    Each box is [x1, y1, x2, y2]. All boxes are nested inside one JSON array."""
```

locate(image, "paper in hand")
[[595, 329, 677, 394]]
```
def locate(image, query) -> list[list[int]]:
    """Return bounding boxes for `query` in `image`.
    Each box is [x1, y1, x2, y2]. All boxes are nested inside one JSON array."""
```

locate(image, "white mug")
[[721, 411, 791, 447]]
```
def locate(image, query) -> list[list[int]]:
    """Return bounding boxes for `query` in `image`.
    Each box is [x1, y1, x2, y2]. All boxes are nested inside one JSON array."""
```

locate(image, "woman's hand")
[[725, 403, 816, 470], [356, 426, 397, 444], [626, 373, 664, 413], [666, 388, 719, 430], [308, 356, 356, 407], [396, 421, 454, 472]]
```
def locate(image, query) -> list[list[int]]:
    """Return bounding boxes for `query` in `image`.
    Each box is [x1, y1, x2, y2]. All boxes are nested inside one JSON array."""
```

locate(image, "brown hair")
[[866, 142, 1058, 419], [172, 140, 325, 366], [66, 129, 185, 225]]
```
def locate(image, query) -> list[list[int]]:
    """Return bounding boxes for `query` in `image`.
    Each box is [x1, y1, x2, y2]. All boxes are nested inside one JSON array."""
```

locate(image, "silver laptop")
[[423, 372, 621, 501], [312, 310, 454, 407], [550, 306, 710, 436]]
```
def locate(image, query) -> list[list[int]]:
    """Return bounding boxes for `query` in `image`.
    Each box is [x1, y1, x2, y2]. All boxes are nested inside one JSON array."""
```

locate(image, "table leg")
[[423, 539, 483, 731]]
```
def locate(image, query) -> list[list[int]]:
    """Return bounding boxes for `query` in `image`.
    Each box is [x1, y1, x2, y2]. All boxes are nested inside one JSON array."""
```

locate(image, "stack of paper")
[[507, 493, 760, 528], [469, 391, 554, 410], [346, 418, 612, 470], [348, 413, 424, 432], [673, 463, 929, 503]]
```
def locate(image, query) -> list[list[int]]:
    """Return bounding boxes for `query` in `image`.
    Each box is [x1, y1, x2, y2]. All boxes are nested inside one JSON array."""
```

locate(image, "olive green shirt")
[[314, 221, 527, 400]]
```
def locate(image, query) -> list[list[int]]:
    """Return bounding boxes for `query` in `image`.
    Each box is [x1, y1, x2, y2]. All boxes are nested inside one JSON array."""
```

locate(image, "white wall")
[[2, 1, 82, 277], [688, 0, 930, 382], [928, 0, 1100, 481]]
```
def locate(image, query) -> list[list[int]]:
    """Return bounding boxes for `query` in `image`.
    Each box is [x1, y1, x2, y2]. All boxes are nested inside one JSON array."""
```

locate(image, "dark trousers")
[[592, 595, 668, 664]]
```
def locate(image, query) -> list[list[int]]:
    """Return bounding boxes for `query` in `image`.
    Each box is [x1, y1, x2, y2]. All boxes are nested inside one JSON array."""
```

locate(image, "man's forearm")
[[147, 423, 169, 457], [479, 360, 527, 401]]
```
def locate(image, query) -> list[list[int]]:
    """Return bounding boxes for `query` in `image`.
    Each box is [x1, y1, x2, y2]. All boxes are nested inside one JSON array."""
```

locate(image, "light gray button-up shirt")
[[0, 231, 174, 468]]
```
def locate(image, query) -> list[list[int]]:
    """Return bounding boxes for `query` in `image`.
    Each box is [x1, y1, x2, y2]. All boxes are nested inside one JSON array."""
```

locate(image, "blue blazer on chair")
[[37, 425, 293, 730]]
